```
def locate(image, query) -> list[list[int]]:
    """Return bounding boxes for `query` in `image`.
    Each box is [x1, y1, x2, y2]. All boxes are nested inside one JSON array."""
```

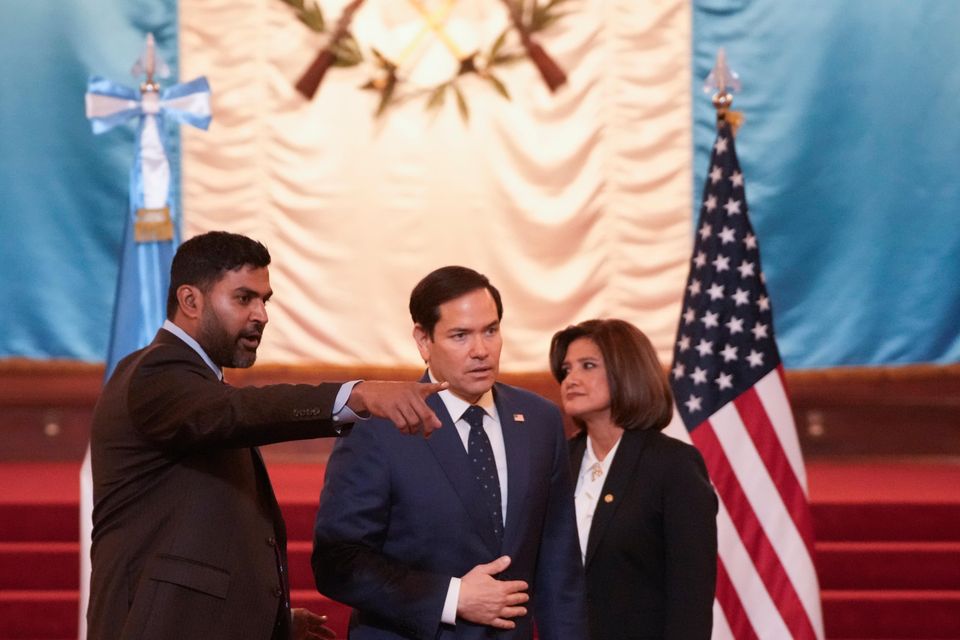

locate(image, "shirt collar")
[[428, 368, 496, 423], [162, 319, 223, 381], [581, 433, 622, 479]]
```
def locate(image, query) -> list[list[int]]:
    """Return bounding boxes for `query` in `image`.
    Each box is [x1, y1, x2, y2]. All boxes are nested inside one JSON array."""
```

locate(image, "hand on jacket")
[[457, 556, 529, 629], [291, 608, 336, 640], [347, 381, 448, 436]]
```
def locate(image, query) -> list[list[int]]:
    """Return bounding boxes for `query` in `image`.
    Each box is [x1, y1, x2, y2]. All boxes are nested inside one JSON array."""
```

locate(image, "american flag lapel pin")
[[513, 413, 525, 422]]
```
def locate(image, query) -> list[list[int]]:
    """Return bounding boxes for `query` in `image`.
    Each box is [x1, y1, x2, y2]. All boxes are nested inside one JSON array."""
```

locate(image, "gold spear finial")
[[704, 48, 743, 133]]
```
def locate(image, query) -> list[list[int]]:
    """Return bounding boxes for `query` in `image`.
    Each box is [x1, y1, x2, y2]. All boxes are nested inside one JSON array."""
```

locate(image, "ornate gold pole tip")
[[704, 48, 744, 134]]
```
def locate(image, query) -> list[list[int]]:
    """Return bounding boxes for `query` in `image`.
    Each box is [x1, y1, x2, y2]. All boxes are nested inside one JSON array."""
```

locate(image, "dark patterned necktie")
[[463, 405, 504, 541]]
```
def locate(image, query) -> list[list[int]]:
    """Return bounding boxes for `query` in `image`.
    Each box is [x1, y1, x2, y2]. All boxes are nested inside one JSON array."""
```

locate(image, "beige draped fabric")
[[179, 0, 691, 371]]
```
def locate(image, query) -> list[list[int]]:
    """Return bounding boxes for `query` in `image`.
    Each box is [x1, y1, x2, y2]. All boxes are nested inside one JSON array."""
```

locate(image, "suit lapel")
[[424, 390, 503, 556], [155, 328, 222, 382], [584, 429, 651, 568], [496, 385, 530, 554]]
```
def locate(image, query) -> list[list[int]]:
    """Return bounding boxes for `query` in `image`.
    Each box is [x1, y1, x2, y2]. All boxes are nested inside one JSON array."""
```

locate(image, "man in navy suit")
[[312, 266, 587, 639]]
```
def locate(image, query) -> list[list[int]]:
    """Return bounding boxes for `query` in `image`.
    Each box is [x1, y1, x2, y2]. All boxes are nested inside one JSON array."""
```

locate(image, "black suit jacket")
[[312, 379, 588, 640], [87, 328, 343, 640], [569, 429, 718, 640]]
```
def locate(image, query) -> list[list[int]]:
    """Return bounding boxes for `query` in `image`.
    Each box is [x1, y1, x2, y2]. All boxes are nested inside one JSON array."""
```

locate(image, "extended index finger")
[[417, 381, 449, 396], [411, 402, 442, 436]]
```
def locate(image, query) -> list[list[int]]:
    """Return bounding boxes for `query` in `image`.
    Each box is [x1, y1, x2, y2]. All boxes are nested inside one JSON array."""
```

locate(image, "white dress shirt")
[[431, 371, 508, 626], [573, 435, 622, 563]]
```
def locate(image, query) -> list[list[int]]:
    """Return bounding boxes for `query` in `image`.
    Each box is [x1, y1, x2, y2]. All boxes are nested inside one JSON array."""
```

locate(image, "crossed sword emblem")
[[295, 0, 567, 99], [400, 0, 464, 68]]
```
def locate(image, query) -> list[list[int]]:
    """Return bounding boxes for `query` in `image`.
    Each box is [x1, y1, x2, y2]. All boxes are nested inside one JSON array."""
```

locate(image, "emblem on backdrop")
[[280, 0, 572, 119]]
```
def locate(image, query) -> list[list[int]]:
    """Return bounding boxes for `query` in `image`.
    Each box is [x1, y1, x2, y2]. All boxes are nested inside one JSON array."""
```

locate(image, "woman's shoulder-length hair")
[[549, 318, 673, 432]]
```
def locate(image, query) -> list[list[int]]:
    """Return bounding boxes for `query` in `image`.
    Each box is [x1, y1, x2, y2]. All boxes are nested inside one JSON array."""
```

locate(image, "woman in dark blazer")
[[549, 319, 718, 640]]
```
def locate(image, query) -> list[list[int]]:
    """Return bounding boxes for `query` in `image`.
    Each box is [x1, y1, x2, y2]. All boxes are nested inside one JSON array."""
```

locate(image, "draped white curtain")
[[179, 0, 690, 371]]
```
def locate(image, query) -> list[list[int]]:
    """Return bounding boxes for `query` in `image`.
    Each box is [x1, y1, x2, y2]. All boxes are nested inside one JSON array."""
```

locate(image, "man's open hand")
[[457, 556, 529, 629], [347, 380, 448, 436]]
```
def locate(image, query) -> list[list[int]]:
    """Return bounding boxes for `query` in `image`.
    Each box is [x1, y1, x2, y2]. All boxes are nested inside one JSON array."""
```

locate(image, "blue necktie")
[[463, 405, 504, 541]]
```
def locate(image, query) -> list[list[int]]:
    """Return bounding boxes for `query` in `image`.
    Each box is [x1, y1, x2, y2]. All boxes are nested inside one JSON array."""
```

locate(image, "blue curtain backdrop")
[[0, 0, 178, 362], [693, 0, 960, 367]]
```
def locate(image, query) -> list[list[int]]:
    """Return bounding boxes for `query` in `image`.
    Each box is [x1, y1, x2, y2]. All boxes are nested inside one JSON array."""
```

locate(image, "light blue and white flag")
[[85, 35, 211, 376], [78, 34, 211, 638]]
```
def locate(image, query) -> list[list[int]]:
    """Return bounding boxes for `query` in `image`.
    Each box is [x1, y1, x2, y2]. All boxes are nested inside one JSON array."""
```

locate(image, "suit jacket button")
[[266, 535, 276, 546], [273, 586, 283, 598]]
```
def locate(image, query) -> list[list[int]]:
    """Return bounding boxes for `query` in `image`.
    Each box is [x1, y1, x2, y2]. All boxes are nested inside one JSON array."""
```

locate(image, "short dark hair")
[[409, 266, 503, 337], [166, 231, 271, 318], [549, 318, 673, 432]]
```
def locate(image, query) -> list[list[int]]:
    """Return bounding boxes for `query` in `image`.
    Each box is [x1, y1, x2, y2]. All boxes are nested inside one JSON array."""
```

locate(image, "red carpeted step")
[[813, 503, 960, 542], [0, 504, 77, 543], [280, 502, 320, 543], [5, 462, 960, 639], [0, 542, 78, 590], [816, 541, 960, 591], [288, 540, 316, 590], [822, 590, 960, 639], [0, 590, 76, 639]]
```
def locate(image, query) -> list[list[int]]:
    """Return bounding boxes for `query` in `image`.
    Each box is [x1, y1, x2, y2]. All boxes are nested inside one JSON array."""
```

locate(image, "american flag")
[[669, 120, 824, 639]]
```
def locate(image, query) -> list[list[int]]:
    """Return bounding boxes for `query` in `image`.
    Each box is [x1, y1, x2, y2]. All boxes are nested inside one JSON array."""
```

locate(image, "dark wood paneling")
[[0, 360, 101, 461], [787, 366, 960, 457], [2, 359, 958, 461]]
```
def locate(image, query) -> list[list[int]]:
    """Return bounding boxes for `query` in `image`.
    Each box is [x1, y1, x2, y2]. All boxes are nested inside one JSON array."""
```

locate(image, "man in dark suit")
[[312, 266, 587, 640], [88, 231, 446, 640]]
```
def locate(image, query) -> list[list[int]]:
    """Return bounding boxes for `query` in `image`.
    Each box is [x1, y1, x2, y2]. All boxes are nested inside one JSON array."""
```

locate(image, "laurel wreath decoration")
[[280, 0, 573, 120]]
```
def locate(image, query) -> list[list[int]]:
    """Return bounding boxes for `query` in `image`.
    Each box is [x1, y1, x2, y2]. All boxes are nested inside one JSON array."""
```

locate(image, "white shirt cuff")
[[332, 380, 365, 425], [441, 577, 461, 625]]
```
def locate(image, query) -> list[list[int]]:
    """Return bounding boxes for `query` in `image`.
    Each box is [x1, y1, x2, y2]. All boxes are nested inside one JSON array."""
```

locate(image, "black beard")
[[198, 308, 261, 369]]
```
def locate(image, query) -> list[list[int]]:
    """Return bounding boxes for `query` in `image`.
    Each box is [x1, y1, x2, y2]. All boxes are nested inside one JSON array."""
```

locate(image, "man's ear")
[[176, 285, 203, 320], [412, 324, 431, 364]]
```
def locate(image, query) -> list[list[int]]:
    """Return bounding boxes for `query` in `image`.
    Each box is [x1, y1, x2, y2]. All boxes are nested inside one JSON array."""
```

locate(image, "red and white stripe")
[[668, 367, 824, 639]]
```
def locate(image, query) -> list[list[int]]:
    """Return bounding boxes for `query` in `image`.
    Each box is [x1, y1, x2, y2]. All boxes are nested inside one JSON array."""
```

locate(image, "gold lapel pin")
[[604, 494, 614, 503]]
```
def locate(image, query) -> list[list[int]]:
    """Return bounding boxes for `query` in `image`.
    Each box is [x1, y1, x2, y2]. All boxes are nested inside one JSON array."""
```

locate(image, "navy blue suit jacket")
[[312, 379, 587, 640]]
